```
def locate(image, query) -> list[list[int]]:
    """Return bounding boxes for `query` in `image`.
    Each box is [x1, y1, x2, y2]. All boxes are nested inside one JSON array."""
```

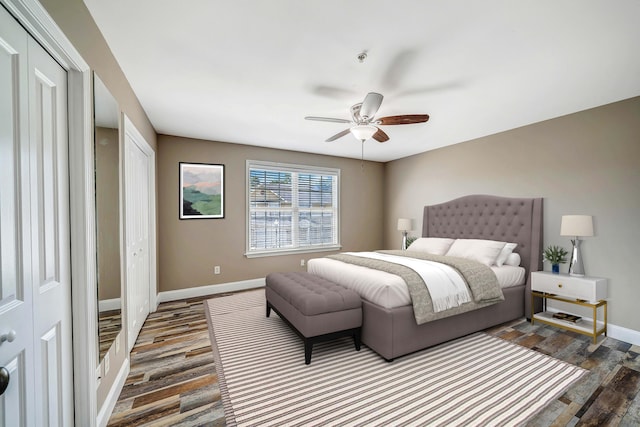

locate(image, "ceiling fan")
[[305, 92, 429, 143]]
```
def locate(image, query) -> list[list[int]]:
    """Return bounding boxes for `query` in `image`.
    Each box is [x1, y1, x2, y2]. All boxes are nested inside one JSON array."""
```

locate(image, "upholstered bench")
[[265, 272, 362, 364]]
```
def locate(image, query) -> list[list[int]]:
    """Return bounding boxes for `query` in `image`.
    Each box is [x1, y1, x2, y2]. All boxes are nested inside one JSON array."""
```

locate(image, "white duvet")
[[343, 252, 471, 312], [307, 256, 525, 309]]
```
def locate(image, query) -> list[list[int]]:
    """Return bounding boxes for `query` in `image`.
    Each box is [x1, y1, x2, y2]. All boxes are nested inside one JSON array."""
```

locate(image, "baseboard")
[[157, 278, 265, 304], [98, 297, 121, 312], [97, 359, 130, 427], [545, 306, 640, 346], [608, 323, 640, 346]]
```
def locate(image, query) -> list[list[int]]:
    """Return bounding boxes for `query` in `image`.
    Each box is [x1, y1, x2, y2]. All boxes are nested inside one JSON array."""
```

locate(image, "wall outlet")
[[214, 266, 221, 274], [300, 259, 305, 267]]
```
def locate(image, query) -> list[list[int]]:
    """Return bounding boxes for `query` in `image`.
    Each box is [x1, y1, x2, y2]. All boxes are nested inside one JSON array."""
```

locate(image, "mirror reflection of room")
[[93, 73, 122, 362]]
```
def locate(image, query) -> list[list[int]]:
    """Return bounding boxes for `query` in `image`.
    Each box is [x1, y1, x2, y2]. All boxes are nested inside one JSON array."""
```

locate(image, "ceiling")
[[83, 0, 640, 162]]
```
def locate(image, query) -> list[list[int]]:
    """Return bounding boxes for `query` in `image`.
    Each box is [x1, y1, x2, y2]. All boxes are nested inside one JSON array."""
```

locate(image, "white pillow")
[[504, 252, 521, 267], [445, 239, 507, 266], [407, 237, 455, 255], [495, 242, 517, 267]]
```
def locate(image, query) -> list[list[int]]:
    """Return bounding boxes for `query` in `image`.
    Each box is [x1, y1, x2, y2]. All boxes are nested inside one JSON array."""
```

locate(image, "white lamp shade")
[[350, 125, 378, 141], [397, 218, 412, 232], [560, 215, 594, 237]]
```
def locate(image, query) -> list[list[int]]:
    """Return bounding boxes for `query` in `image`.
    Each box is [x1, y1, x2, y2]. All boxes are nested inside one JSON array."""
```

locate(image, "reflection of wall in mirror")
[[96, 126, 121, 303]]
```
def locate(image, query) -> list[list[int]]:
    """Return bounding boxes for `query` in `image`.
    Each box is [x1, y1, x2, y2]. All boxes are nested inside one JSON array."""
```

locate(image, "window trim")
[[245, 160, 341, 258]]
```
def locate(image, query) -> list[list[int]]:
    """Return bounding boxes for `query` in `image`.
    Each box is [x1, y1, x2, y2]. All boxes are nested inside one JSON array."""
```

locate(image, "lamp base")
[[568, 238, 585, 276], [401, 232, 408, 250]]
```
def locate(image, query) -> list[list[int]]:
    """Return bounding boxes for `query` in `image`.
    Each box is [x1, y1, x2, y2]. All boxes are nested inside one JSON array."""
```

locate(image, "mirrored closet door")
[[93, 73, 123, 363]]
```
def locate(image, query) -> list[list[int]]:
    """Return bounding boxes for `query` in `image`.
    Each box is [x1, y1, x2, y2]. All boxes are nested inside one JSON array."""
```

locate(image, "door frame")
[[1, 0, 98, 425]]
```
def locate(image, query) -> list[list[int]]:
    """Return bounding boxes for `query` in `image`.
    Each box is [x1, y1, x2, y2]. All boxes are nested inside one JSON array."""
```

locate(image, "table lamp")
[[560, 215, 594, 276], [397, 218, 412, 250]]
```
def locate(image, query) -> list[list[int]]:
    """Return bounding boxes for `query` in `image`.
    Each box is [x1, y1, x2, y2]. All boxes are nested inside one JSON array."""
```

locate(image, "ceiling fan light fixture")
[[350, 124, 377, 141]]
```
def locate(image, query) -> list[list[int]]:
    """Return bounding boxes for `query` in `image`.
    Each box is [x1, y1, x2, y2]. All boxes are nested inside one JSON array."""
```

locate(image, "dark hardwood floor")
[[107, 291, 640, 426]]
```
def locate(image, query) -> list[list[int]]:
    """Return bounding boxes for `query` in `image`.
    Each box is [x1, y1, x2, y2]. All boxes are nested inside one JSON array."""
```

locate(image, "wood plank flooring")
[[107, 291, 640, 426], [99, 309, 122, 361]]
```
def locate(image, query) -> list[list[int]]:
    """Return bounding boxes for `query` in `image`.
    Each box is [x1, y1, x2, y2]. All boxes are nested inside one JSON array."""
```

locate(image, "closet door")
[[124, 122, 151, 351], [27, 35, 73, 427], [0, 5, 73, 426], [0, 8, 33, 425]]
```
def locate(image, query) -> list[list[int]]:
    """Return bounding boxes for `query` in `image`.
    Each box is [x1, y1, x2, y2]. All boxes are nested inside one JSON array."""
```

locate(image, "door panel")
[[33, 66, 62, 289], [0, 6, 73, 427], [27, 36, 73, 427], [124, 130, 151, 351], [0, 7, 34, 426], [40, 325, 62, 425]]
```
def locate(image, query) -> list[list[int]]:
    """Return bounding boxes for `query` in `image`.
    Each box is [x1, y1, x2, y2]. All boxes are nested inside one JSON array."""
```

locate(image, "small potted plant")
[[543, 245, 569, 274]]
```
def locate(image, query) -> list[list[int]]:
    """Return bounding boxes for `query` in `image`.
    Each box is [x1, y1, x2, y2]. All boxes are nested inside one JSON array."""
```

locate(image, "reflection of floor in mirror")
[[98, 309, 122, 359], [106, 291, 640, 427]]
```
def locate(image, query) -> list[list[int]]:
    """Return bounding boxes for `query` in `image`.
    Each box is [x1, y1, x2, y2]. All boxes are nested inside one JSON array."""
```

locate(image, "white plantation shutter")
[[247, 160, 340, 256]]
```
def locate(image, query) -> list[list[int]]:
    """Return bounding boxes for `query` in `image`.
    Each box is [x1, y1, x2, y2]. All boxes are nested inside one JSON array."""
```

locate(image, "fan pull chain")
[[361, 141, 365, 171]]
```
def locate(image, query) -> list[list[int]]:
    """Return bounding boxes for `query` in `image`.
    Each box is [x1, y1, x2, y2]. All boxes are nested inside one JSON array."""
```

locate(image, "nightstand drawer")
[[531, 272, 607, 302]]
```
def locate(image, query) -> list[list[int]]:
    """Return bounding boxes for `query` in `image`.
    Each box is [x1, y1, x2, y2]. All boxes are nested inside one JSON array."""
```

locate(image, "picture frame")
[[179, 162, 225, 219]]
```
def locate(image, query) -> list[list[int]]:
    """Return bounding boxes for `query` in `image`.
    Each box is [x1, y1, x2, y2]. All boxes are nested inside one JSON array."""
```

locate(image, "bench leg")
[[353, 329, 361, 351], [304, 340, 312, 365], [266, 302, 271, 317]]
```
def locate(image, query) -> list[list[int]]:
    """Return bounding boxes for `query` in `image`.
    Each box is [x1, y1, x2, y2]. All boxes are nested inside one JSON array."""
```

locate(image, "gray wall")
[[157, 135, 385, 292], [384, 96, 640, 332], [95, 127, 120, 301]]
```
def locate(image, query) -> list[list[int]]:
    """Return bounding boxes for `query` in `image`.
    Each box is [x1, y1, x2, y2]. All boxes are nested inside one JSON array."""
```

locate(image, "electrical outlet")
[[214, 266, 221, 275], [300, 259, 305, 267]]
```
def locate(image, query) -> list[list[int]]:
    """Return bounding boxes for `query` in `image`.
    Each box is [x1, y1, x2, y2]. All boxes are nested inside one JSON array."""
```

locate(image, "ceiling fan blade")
[[360, 92, 384, 120], [377, 114, 430, 125], [305, 116, 351, 124], [373, 128, 389, 143], [325, 128, 351, 142]]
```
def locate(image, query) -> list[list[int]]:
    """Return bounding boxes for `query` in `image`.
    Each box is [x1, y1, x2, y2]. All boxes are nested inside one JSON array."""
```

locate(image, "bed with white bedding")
[[308, 256, 525, 309], [307, 194, 543, 361]]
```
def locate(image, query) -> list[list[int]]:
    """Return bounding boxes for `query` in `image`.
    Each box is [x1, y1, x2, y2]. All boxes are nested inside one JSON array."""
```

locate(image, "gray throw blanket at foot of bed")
[[327, 250, 504, 325]]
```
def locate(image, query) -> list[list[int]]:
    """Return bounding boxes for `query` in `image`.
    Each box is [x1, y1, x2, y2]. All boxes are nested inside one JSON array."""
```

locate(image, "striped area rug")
[[205, 290, 586, 426]]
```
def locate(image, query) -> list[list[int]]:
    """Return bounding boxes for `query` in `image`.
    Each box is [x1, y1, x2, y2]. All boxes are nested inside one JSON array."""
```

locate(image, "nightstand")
[[530, 271, 608, 343]]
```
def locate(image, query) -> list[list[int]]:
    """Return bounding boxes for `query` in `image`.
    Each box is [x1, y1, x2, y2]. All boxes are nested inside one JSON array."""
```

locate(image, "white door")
[[124, 127, 151, 351], [0, 6, 73, 426]]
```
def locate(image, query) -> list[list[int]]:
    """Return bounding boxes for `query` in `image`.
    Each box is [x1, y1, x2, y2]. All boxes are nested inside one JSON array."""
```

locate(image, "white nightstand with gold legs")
[[530, 271, 608, 344]]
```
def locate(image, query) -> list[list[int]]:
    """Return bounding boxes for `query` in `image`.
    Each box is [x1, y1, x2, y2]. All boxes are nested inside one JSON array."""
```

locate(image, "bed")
[[307, 194, 543, 361]]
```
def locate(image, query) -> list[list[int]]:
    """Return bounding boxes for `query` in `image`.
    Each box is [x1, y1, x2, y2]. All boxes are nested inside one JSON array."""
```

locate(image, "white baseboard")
[[98, 297, 121, 312], [97, 359, 130, 427], [157, 278, 265, 304], [608, 323, 640, 347], [544, 306, 640, 346]]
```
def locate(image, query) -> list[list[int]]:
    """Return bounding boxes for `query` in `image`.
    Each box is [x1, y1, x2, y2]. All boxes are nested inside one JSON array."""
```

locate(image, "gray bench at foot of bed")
[[265, 272, 362, 364]]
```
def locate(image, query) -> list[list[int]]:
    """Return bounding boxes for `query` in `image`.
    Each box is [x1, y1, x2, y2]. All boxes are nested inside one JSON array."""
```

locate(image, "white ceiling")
[[83, 0, 640, 162]]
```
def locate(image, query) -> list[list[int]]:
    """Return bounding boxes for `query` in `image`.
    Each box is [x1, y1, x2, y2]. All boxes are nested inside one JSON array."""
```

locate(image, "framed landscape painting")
[[179, 162, 224, 219]]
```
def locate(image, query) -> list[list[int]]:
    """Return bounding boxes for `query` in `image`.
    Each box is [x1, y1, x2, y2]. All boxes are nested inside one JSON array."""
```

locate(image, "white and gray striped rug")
[[205, 290, 586, 427]]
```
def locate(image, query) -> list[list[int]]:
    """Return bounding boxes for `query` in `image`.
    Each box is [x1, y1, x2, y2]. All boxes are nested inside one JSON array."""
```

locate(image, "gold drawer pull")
[[557, 283, 563, 288]]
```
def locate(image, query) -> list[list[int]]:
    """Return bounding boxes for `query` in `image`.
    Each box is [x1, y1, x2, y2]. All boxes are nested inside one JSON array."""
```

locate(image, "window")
[[246, 160, 340, 257]]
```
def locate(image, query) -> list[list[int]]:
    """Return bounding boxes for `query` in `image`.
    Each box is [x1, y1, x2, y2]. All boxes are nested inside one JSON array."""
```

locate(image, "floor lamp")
[[397, 218, 412, 250], [560, 215, 594, 276]]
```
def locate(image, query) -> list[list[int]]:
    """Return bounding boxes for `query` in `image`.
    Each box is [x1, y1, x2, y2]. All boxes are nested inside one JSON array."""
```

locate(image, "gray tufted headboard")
[[423, 195, 543, 306]]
